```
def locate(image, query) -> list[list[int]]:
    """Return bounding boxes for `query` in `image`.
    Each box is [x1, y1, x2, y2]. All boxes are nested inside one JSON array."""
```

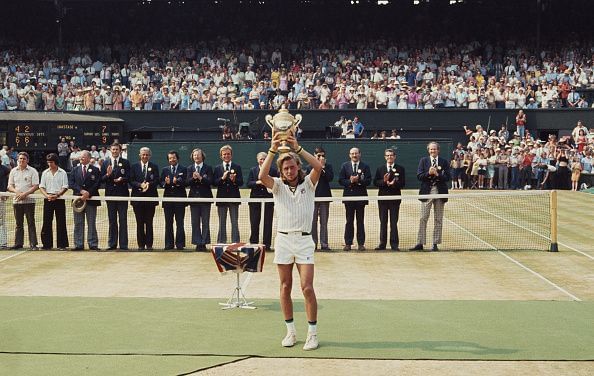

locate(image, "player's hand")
[[383, 173, 391, 183], [193, 171, 201, 180], [286, 134, 298, 151], [164, 175, 170, 185], [106, 164, 113, 175], [271, 131, 282, 152]]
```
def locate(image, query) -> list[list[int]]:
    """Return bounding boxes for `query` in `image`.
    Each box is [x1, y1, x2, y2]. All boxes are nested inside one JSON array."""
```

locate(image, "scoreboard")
[[7, 123, 123, 150]]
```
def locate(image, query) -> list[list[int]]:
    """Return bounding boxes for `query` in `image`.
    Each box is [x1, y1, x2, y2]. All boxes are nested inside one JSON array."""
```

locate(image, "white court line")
[[465, 201, 594, 261], [444, 215, 582, 302], [558, 241, 594, 261], [464, 201, 550, 241], [0, 250, 27, 263]]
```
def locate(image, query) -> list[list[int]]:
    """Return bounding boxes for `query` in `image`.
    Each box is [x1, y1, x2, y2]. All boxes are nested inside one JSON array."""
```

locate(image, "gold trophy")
[[265, 106, 302, 153]]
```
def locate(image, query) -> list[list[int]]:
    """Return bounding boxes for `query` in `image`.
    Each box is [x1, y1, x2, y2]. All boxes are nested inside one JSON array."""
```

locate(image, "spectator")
[[69, 144, 82, 168], [410, 142, 450, 252], [0, 161, 10, 249], [247, 152, 277, 252], [307, 147, 333, 251], [338, 147, 371, 251], [353, 116, 365, 138], [373, 148, 405, 251], [160, 150, 187, 250], [39, 153, 69, 250], [213, 145, 243, 244], [570, 156, 582, 191], [129, 147, 160, 250], [515, 110, 527, 139], [7, 152, 39, 250], [187, 148, 213, 252], [57, 137, 70, 170], [69, 150, 101, 251], [101, 143, 130, 251]]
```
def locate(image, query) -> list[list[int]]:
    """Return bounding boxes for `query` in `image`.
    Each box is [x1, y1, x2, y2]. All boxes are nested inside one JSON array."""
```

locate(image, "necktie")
[[226, 163, 230, 171], [171, 165, 175, 175], [142, 164, 147, 178], [113, 158, 117, 168], [353, 163, 358, 173], [432, 158, 437, 168], [82, 165, 87, 178]]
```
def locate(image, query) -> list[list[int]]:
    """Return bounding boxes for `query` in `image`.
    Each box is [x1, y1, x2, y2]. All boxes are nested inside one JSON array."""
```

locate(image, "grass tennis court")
[[1, 190, 593, 375]]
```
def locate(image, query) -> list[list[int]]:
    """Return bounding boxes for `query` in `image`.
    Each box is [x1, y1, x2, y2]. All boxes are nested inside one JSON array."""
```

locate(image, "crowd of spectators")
[[451, 115, 594, 191], [2, 39, 594, 112]]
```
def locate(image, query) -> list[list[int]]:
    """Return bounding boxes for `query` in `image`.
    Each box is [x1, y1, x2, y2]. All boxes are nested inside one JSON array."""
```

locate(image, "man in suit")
[[187, 148, 213, 251], [373, 148, 406, 251], [213, 145, 243, 244], [338, 147, 371, 251], [129, 147, 159, 250], [160, 150, 187, 250], [306, 147, 333, 251], [68, 150, 101, 250], [101, 142, 130, 250], [247, 151, 278, 251], [410, 142, 451, 252]]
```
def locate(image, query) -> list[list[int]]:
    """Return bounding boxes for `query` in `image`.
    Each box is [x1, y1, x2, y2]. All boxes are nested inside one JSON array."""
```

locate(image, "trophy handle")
[[265, 114, 274, 129], [294, 114, 302, 127]]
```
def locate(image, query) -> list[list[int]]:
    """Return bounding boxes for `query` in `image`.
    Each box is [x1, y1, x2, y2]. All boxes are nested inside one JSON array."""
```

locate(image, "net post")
[[549, 190, 558, 252]]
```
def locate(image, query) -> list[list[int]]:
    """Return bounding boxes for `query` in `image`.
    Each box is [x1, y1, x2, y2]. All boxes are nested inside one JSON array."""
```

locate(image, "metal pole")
[[549, 190, 558, 252]]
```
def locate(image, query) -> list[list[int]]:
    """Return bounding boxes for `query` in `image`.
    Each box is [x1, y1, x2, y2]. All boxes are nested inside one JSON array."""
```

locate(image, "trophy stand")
[[219, 248, 257, 310]]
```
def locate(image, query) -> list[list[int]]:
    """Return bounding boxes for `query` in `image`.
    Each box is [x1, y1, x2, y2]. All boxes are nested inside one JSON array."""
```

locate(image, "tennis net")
[[0, 190, 554, 252]]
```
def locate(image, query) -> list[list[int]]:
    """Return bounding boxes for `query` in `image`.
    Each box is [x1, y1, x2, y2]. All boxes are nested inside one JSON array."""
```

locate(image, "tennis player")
[[259, 132, 322, 351]]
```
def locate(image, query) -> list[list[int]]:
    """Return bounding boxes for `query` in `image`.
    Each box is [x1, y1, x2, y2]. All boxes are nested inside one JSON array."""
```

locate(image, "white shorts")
[[273, 232, 315, 265]]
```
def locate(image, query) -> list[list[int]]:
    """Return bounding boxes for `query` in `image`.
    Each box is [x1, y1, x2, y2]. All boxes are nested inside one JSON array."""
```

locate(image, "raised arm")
[[259, 132, 282, 189]]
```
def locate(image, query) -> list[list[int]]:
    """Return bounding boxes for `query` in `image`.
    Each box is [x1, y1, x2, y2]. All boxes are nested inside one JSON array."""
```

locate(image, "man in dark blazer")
[[247, 152, 278, 251], [68, 150, 101, 250], [306, 147, 334, 251], [187, 148, 214, 251], [338, 147, 371, 251], [160, 150, 187, 250], [129, 147, 159, 250], [101, 142, 130, 250], [213, 145, 243, 244], [373, 148, 405, 251], [410, 142, 451, 252]]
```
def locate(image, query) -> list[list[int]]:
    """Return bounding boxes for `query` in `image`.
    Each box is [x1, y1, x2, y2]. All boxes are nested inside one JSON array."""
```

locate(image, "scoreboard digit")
[[12, 124, 48, 148], [7, 123, 123, 150]]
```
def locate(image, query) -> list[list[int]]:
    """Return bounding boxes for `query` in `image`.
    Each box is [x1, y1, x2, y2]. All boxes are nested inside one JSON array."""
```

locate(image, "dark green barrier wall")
[[128, 139, 452, 190]]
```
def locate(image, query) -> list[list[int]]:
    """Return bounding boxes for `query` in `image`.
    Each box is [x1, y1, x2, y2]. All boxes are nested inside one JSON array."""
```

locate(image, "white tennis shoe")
[[281, 331, 297, 347], [303, 333, 319, 351]]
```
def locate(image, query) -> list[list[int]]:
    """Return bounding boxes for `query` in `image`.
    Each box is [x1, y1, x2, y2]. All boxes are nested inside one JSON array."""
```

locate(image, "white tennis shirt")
[[272, 175, 316, 233]]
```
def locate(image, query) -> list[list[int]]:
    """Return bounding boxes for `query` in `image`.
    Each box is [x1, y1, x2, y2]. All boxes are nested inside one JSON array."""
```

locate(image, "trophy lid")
[[266, 106, 301, 131]]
